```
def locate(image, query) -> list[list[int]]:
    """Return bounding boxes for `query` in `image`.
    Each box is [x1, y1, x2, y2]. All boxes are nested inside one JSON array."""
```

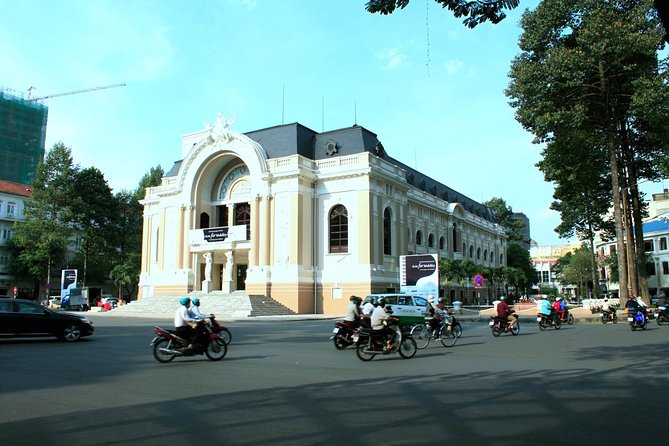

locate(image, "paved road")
[[1, 316, 667, 446]]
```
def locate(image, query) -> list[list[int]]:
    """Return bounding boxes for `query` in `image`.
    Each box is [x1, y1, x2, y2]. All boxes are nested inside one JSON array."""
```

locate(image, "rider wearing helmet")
[[360, 296, 375, 327], [497, 295, 517, 330], [174, 296, 198, 349], [371, 297, 399, 350], [190, 297, 208, 320], [344, 295, 362, 327]]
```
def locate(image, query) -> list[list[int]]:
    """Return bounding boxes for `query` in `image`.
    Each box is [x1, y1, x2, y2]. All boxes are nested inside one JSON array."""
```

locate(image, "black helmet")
[[377, 297, 386, 307]]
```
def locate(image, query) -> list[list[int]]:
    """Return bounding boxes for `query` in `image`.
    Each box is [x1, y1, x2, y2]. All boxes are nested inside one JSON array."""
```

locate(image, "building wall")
[[138, 121, 507, 314], [0, 181, 32, 297]]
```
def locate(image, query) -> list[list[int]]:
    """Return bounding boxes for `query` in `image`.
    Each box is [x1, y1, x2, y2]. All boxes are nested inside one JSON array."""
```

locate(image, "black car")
[[0, 298, 94, 342]]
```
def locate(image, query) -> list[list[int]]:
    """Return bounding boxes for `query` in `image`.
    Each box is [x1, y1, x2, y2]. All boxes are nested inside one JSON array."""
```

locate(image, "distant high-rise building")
[[0, 91, 48, 185], [512, 212, 531, 250]]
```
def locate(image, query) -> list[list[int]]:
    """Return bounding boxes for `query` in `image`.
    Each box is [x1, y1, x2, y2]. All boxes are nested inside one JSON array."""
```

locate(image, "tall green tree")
[[553, 246, 594, 298], [10, 142, 78, 299], [506, 242, 536, 294], [506, 0, 669, 302], [483, 197, 528, 244]]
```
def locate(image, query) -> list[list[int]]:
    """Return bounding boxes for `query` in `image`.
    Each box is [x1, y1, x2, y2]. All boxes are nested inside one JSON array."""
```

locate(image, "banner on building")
[[400, 254, 439, 298]]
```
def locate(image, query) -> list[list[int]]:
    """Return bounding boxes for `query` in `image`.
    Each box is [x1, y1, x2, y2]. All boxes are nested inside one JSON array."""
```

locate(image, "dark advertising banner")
[[203, 227, 230, 242], [400, 254, 438, 298], [60, 269, 78, 306]]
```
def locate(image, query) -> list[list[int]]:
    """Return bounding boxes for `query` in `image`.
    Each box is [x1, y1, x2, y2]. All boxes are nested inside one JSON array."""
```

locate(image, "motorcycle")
[[151, 319, 227, 363], [656, 306, 669, 325], [209, 314, 232, 345], [600, 308, 618, 324], [559, 307, 575, 325], [627, 308, 649, 331], [537, 312, 561, 331], [490, 315, 520, 337], [330, 320, 359, 350], [355, 318, 417, 361]]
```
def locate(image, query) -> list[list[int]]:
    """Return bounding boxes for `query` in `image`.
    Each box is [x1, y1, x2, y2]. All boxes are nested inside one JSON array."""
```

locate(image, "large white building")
[[138, 115, 507, 314]]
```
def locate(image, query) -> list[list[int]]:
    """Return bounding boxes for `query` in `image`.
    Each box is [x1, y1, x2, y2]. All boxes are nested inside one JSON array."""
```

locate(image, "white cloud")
[[377, 47, 405, 70], [444, 59, 464, 76]]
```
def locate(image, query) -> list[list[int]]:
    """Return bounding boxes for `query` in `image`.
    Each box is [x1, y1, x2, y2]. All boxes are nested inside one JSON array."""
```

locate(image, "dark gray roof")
[[164, 122, 496, 223]]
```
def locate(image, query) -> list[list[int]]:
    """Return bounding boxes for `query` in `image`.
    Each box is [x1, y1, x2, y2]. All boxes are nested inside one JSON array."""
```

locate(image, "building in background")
[[530, 242, 581, 296], [512, 212, 531, 250], [0, 180, 32, 297], [0, 91, 48, 185], [139, 116, 507, 314], [596, 191, 669, 299]]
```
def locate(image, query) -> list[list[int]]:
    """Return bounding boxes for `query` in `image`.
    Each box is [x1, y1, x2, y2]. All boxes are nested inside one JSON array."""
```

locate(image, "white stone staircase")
[[108, 291, 253, 319]]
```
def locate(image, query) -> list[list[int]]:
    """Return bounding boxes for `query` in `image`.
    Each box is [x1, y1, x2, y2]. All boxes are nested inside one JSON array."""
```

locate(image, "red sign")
[[473, 274, 484, 287]]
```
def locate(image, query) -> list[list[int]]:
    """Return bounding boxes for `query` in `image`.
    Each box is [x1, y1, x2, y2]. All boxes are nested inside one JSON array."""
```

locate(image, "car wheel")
[[60, 324, 82, 342]]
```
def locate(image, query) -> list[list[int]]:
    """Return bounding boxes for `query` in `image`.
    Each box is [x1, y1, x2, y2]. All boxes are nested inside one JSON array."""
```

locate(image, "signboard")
[[60, 269, 78, 307], [189, 225, 247, 245], [400, 254, 439, 298], [473, 274, 484, 288]]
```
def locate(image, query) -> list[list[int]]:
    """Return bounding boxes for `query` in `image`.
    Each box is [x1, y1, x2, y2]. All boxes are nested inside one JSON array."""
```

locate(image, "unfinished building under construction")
[[0, 91, 48, 185]]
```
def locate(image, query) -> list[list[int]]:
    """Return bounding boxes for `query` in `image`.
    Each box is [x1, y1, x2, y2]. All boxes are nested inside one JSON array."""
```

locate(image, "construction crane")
[[27, 83, 126, 102]]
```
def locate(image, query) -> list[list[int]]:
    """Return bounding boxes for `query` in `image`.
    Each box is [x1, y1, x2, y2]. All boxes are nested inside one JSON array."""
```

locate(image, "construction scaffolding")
[[0, 90, 48, 185]]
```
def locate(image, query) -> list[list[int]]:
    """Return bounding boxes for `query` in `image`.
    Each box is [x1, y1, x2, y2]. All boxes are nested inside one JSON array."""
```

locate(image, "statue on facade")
[[204, 252, 213, 282], [205, 112, 236, 144]]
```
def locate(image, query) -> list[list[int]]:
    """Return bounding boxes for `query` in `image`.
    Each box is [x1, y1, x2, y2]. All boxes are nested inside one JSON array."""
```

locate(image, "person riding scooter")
[[174, 297, 199, 350], [497, 295, 517, 330], [371, 297, 399, 351]]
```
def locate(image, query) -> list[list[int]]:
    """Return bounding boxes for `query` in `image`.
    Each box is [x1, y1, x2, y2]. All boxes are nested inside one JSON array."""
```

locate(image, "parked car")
[[365, 293, 429, 325], [0, 298, 95, 342]]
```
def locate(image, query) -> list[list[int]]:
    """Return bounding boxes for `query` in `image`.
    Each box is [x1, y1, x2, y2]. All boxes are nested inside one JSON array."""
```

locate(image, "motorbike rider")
[[361, 296, 375, 327], [190, 297, 208, 319], [344, 295, 362, 328], [371, 297, 399, 351], [174, 297, 199, 349], [602, 298, 615, 320], [625, 294, 646, 323], [553, 297, 565, 322], [536, 295, 552, 322], [497, 295, 517, 330], [436, 297, 454, 336]]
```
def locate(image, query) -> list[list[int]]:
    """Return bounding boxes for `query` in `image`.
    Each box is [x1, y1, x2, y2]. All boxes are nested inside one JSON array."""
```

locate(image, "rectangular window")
[[7, 202, 15, 216], [645, 240, 655, 252], [542, 271, 550, 282], [663, 262, 669, 275], [647, 262, 656, 276], [660, 237, 668, 251]]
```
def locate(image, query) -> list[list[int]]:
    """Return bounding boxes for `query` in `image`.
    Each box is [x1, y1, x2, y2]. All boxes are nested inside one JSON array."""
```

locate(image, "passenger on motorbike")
[[190, 297, 208, 319], [536, 295, 552, 321], [344, 296, 362, 328], [188, 297, 211, 348], [360, 296, 375, 327], [553, 297, 565, 322], [371, 297, 399, 351], [174, 297, 199, 349], [497, 296, 517, 330], [625, 294, 646, 323]]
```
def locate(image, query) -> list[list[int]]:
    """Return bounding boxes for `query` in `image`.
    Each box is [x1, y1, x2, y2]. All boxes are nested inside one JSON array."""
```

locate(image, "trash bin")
[[453, 301, 463, 314]]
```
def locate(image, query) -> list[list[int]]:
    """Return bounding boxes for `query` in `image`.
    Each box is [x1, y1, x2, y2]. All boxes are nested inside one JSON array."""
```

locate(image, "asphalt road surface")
[[1, 315, 667, 446]]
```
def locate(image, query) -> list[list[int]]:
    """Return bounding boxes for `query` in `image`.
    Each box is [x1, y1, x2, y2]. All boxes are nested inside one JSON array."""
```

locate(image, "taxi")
[[366, 293, 429, 325]]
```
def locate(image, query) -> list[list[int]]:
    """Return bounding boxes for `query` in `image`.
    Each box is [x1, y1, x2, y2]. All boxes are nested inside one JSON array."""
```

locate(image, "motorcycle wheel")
[[411, 325, 430, 349], [398, 337, 417, 359], [333, 334, 348, 350], [641, 321, 648, 330], [356, 343, 376, 361], [630, 324, 636, 331], [567, 314, 574, 325], [453, 322, 463, 338], [491, 326, 502, 337], [205, 338, 227, 361], [153, 338, 176, 363], [554, 319, 562, 330], [219, 328, 232, 345], [601, 315, 607, 324], [538, 319, 547, 331], [439, 329, 457, 348], [510, 324, 520, 336]]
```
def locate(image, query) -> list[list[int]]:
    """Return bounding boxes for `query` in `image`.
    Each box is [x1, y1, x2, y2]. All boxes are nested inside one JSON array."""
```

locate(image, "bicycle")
[[410, 317, 457, 349]]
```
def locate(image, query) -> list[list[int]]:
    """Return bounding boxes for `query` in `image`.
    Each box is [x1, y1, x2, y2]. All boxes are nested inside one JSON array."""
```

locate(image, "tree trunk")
[[627, 159, 650, 303], [622, 185, 638, 296], [588, 223, 599, 298]]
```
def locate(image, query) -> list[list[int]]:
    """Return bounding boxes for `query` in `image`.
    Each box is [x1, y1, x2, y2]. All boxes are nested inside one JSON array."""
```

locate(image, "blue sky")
[[2, 0, 666, 246]]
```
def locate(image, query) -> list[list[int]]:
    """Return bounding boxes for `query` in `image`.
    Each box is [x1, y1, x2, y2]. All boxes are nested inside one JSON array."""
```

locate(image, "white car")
[[366, 293, 429, 325]]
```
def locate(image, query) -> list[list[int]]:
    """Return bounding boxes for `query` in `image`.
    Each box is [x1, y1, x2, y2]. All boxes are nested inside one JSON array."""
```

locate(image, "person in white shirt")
[[174, 297, 198, 347], [370, 297, 398, 350], [343, 296, 362, 327]]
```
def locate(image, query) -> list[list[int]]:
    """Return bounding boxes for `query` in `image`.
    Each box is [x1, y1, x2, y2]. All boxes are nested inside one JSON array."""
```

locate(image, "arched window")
[[416, 230, 423, 245], [484, 249, 488, 262], [329, 205, 348, 253], [428, 233, 434, 248], [200, 212, 210, 229], [235, 203, 251, 239], [452, 224, 458, 252], [439, 236, 445, 250], [477, 247, 481, 260], [469, 245, 474, 258], [383, 208, 392, 255], [500, 253, 504, 265]]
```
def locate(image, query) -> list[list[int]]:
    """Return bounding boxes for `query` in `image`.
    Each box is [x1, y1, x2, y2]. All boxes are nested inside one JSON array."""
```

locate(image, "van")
[[366, 293, 428, 325]]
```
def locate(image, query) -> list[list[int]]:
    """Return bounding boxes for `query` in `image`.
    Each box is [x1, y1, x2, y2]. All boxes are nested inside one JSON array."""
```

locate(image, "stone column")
[[222, 250, 234, 293]]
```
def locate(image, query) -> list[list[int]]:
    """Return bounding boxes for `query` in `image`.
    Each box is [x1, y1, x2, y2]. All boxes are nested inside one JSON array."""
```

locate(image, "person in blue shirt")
[[190, 297, 208, 320], [536, 295, 552, 317]]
